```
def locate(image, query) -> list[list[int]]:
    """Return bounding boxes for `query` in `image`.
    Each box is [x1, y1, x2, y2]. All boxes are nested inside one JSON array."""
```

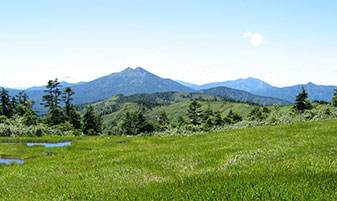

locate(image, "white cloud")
[[123, 54, 162, 67], [243, 32, 264, 47], [251, 33, 263, 47], [242, 32, 252, 38]]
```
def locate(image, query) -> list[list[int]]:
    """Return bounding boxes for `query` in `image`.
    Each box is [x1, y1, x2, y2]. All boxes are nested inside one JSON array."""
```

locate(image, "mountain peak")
[[306, 82, 315, 86], [135, 66, 146, 71]]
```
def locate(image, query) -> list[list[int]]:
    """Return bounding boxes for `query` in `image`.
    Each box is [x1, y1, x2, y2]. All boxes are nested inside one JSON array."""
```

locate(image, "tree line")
[[0, 78, 102, 135], [1, 83, 337, 137]]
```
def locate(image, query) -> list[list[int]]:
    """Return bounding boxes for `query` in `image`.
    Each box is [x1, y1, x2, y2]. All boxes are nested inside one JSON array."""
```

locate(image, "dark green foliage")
[[22, 110, 37, 126], [62, 87, 75, 118], [41, 79, 66, 126], [313, 100, 329, 105], [45, 106, 66, 126], [214, 112, 224, 126], [16, 91, 34, 116], [201, 105, 214, 123], [62, 87, 81, 129], [121, 112, 136, 135], [227, 109, 243, 122], [224, 109, 243, 124], [156, 111, 170, 131], [135, 112, 154, 134], [187, 100, 202, 125], [176, 116, 186, 127], [249, 107, 269, 121], [158, 112, 169, 126], [10, 96, 18, 112], [0, 88, 13, 118], [82, 106, 102, 135], [204, 117, 214, 129], [121, 112, 154, 135], [293, 87, 313, 112], [41, 78, 63, 109], [332, 88, 337, 107], [68, 107, 82, 129]]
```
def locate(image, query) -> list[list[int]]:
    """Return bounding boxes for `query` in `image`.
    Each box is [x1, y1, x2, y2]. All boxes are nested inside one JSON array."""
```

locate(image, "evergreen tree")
[[332, 88, 337, 107], [10, 96, 18, 114], [214, 112, 224, 126], [204, 117, 214, 128], [82, 106, 102, 135], [176, 116, 186, 127], [45, 106, 66, 126], [22, 110, 37, 126], [62, 87, 75, 118], [68, 107, 82, 129], [187, 100, 202, 125], [41, 79, 66, 126], [121, 112, 136, 135], [158, 111, 169, 126], [41, 78, 62, 109], [293, 87, 312, 112], [134, 112, 154, 134], [0, 88, 12, 118], [61, 87, 81, 129], [201, 106, 214, 123]]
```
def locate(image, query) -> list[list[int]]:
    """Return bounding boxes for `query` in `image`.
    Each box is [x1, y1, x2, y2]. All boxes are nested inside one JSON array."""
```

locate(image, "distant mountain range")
[[2, 67, 336, 112], [253, 82, 337, 103], [178, 78, 337, 103], [25, 81, 86, 91], [177, 77, 272, 92]]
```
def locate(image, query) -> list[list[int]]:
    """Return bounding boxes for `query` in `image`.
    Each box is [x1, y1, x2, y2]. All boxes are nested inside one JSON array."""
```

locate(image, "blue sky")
[[1, 0, 337, 88]]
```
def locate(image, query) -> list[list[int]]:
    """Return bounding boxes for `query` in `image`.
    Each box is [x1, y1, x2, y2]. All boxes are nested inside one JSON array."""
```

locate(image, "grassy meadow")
[[0, 120, 336, 200]]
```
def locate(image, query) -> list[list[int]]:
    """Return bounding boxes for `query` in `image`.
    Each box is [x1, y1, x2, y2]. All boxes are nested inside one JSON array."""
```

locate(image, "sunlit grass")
[[0, 120, 336, 200]]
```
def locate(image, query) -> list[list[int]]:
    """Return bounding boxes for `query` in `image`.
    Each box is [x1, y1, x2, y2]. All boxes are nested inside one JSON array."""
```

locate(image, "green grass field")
[[1, 120, 337, 200]]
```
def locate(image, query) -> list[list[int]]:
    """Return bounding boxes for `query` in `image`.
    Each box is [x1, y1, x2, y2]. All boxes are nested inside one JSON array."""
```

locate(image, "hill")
[[198, 86, 290, 105], [76, 92, 258, 131]]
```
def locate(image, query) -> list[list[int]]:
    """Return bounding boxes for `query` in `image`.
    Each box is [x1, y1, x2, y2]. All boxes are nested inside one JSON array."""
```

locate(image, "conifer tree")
[[41, 78, 62, 109], [293, 87, 312, 112], [135, 112, 154, 134], [41, 79, 65, 126], [0, 88, 12, 118], [62, 87, 75, 118], [332, 88, 337, 107], [158, 111, 169, 126], [187, 100, 202, 125], [121, 112, 136, 135], [82, 106, 102, 135]]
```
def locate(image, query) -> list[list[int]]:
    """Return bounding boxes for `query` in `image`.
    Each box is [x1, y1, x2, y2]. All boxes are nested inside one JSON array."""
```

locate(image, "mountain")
[[3, 67, 195, 112], [69, 67, 194, 104], [178, 77, 273, 92], [199, 86, 290, 105], [253, 82, 337, 103]]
